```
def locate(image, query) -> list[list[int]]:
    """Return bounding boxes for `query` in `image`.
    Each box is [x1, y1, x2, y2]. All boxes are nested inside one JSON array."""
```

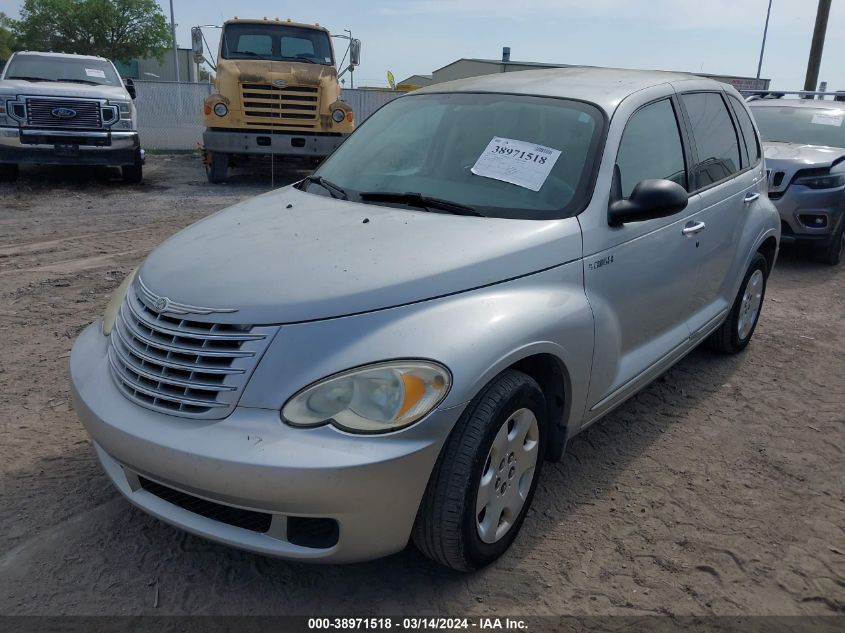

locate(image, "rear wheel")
[[814, 221, 844, 266], [206, 151, 229, 184], [707, 252, 768, 354], [412, 369, 547, 571], [0, 163, 19, 182]]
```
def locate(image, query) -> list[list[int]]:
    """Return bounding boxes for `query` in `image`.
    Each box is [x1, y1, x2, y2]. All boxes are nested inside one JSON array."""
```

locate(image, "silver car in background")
[[749, 99, 845, 265], [70, 69, 779, 571]]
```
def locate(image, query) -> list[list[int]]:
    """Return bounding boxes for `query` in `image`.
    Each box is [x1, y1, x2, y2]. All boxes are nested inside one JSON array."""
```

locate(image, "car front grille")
[[25, 97, 103, 129], [107, 281, 277, 419], [240, 83, 319, 129]]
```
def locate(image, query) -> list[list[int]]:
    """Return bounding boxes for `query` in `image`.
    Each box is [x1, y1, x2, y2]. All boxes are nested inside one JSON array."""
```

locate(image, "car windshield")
[[3, 54, 122, 86], [308, 92, 605, 220], [222, 23, 334, 65], [751, 104, 845, 149]]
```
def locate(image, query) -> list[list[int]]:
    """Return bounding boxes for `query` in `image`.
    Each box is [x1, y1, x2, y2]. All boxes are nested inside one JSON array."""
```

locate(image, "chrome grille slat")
[[240, 82, 319, 126], [107, 282, 278, 419], [25, 98, 103, 129]]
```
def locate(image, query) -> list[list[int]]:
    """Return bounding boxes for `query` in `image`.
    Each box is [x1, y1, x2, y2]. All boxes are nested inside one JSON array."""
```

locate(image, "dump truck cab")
[[197, 18, 357, 182]]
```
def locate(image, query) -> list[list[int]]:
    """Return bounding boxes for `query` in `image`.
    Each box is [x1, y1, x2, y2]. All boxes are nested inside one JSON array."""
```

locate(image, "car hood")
[[0, 79, 129, 100], [763, 141, 845, 169], [138, 187, 582, 325]]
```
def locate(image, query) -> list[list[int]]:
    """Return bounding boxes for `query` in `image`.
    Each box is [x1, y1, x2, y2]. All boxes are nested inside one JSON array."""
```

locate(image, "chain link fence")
[[135, 81, 402, 151]]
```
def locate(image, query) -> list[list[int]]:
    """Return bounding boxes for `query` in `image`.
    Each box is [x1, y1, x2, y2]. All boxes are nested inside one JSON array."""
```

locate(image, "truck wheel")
[[412, 369, 547, 571], [206, 152, 229, 184], [707, 253, 768, 354], [814, 221, 844, 266], [121, 150, 143, 184], [0, 163, 19, 182]]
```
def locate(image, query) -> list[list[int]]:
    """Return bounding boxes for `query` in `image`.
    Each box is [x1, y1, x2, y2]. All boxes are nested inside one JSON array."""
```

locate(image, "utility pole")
[[803, 0, 831, 92], [756, 0, 772, 79], [169, 0, 180, 82]]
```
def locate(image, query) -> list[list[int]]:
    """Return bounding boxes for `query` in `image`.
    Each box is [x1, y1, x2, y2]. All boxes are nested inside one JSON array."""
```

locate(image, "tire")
[[121, 151, 143, 184], [206, 151, 229, 184], [412, 369, 547, 571], [0, 163, 19, 182], [814, 220, 844, 266], [707, 252, 768, 354]]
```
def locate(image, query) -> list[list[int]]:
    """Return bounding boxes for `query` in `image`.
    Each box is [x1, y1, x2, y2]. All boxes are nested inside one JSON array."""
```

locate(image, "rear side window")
[[616, 99, 687, 198], [682, 92, 742, 188], [728, 95, 761, 165]]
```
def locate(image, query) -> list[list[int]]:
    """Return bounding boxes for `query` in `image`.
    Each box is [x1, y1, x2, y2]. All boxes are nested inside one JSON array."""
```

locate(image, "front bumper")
[[770, 183, 845, 244], [69, 322, 461, 563], [0, 127, 140, 166], [203, 129, 345, 158]]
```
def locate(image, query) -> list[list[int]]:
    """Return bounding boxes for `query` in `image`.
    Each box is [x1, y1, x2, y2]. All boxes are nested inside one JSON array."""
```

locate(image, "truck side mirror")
[[191, 27, 204, 65], [349, 39, 361, 67], [124, 77, 137, 100]]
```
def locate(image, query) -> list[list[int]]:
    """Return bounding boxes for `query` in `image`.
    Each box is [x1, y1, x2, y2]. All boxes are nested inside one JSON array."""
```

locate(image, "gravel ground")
[[0, 155, 842, 617]]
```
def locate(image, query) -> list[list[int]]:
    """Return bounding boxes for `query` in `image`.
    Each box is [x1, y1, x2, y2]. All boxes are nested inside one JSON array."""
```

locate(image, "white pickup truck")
[[0, 51, 143, 183]]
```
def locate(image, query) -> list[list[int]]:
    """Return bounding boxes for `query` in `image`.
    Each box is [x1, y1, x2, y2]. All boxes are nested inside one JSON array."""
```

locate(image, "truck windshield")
[[309, 92, 605, 220], [3, 55, 122, 86], [751, 105, 845, 149], [222, 23, 334, 65]]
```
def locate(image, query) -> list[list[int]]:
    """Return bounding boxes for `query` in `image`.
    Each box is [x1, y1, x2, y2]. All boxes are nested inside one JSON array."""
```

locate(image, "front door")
[[583, 96, 700, 417]]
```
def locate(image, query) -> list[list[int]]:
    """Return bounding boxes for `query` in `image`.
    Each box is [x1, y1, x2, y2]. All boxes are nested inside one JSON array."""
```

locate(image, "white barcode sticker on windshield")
[[85, 68, 106, 79], [811, 112, 843, 127], [471, 137, 562, 192]]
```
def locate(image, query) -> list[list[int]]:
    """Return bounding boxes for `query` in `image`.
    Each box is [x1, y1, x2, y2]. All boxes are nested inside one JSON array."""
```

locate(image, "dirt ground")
[[0, 154, 842, 617]]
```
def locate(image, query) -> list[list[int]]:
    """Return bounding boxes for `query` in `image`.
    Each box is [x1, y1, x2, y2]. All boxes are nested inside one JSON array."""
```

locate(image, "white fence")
[[134, 81, 402, 151]]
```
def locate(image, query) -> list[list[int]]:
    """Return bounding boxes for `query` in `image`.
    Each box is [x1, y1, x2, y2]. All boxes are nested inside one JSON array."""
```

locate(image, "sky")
[[1, 0, 844, 91]]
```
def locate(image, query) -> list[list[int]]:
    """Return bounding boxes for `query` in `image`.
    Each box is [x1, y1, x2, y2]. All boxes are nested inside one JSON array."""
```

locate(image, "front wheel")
[[814, 220, 844, 266], [0, 163, 19, 182], [412, 369, 547, 571], [121, 150, 143, 184], [707, 252, 768, 354], [206, 151, 229, 184]]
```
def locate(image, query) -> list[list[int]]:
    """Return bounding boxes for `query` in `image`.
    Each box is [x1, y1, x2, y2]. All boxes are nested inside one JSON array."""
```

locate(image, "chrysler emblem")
[[137, 277, 237, 315], [154, 297, 170, 312], [51, 107, 77, 119], [273, 79, 288, 87]]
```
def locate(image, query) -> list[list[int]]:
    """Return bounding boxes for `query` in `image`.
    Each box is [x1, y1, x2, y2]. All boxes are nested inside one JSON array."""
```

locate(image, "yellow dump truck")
[[191, 18, 360, 183]]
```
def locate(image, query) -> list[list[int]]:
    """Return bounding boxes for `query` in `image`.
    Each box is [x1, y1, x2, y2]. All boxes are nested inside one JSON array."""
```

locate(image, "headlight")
[[213, 103, 228, 117], [331, 108, 346, 123], [282, 360, 451, 434], [102, 267, 137, 336], [794, 172, 845, 189]]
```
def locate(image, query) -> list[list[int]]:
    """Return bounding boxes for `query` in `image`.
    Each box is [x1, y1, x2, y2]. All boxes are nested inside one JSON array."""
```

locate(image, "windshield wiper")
[[358, 191, 485, 217], [301, 175, 348, 200], [282, 56, 318, 64], [6, 76, 54, 82], [61, 78, 101, 85]]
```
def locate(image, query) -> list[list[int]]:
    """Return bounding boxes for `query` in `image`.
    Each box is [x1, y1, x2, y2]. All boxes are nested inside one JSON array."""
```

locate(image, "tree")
[[12, 0, 171, 63], [0, 13, 16, 61]]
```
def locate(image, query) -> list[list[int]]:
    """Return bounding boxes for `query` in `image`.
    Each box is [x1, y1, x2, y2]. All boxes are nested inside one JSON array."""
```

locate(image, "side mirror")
[[608, 179, 688, 226], [124, 77, 137, 100], [191, 27, 204, 65], [349, 39, 361, 67]]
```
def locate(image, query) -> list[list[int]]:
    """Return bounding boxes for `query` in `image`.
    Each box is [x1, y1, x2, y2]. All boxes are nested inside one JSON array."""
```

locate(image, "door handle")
[[744, 192, 760, 203], [682, 221, 706, 236]]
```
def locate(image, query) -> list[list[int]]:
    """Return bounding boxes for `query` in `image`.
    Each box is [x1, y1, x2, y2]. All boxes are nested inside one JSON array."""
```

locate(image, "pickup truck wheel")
[[412, 369, 546, 571], [0, 163, 19, 182], [814, 221, 844, 266], [121, 151, 143, 184], [707, 253, 768, 354], [206, 152, 229, 184]]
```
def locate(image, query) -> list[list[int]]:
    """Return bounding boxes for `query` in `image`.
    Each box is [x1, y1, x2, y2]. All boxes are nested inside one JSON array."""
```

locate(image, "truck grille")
[[25, 98, 102, 129], [107, 281, 277, 419], [240, 83, 319, 129]]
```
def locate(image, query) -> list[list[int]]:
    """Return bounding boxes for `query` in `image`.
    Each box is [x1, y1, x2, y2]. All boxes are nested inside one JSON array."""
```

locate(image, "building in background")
[[396, 74, 433, 91], [426, 52, 771, 92], [115, 48, 204, 82]]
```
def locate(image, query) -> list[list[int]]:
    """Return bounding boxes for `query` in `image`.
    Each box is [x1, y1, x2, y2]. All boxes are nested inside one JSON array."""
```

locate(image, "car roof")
[[11, 51, 111, 62], [749, 98, 845, 110], [413, 67, 726, 114]]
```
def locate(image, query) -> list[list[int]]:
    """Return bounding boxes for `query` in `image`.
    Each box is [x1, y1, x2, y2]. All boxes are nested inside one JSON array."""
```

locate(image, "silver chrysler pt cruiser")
[[70, 68, 779, 571]]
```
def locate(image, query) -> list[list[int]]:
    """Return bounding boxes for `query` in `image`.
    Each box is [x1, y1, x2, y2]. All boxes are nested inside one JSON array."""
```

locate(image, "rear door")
[[677, 91, 765, 339], [582, 95, 701, 416]]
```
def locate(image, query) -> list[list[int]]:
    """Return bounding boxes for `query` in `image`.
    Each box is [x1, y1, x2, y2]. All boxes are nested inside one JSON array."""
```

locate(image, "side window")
[[681, 92, 742, 187], [728, 95, 762, 165], [616, 99, 687, 198]]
